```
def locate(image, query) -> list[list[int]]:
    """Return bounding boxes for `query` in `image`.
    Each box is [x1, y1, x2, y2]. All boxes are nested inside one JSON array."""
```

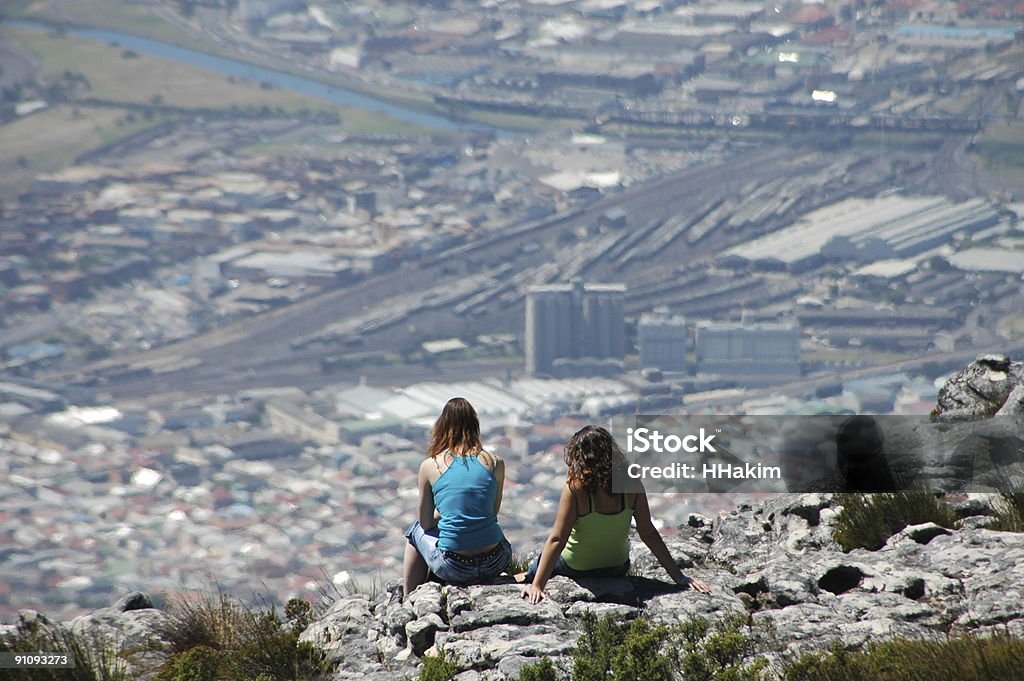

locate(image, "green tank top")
[[561, 492, 633, 571]]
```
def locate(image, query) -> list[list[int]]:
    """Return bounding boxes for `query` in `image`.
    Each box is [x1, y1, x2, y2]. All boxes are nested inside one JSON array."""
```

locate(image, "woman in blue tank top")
[[403, 397, 512, 598]]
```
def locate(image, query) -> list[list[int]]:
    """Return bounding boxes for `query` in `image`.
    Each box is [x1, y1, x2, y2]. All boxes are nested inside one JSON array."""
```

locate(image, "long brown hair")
[[427, 397, 482, 458], [564, 425, 626, 493]]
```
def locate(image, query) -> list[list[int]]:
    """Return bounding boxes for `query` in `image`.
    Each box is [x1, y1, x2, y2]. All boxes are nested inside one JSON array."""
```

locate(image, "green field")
[[0, 104, 151, 195], [0, 25, 436, 194], [4, 0, 445, 112], [10, 27, 347, 114], [5, 0, 215, 50], [11, 26, 439, 135], [3, 0, 569, 134]]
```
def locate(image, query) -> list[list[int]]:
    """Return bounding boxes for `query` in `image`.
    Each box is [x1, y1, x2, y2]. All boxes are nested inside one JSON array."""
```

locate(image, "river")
[[3, 18, 500, 134]]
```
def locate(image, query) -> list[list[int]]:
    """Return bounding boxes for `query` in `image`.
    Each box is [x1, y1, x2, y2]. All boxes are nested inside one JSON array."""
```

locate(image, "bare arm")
[[491, 455, 505, 516], [418, 459, 437, 531], [522, 484, 577, 604], [633, 491, 710, 592]]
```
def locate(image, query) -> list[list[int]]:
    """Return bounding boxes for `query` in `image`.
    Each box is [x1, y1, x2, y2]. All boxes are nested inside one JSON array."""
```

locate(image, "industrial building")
[[723, 195, 1001, 272], [638, 311, 688, 373], [695, 320, 801, 380], [525, 281, 626, 376]]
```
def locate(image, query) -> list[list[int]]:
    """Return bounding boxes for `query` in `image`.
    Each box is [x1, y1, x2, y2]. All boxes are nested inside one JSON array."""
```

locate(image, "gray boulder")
[[935, 353, 1024, 420], [448, 585, 565, 633], [406, 613, 446, 656]]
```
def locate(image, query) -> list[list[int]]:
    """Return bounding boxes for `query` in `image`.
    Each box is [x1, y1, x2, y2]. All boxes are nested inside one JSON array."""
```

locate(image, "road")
[[102, 337, 1024, 412], [89, 357, 523, 406]]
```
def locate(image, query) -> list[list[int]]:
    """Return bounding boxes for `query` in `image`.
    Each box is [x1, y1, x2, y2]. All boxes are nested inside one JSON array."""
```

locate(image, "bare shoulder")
[[419, 456, 440, 483], [560, 483, 584, 514], [480, 449, 503, 471]]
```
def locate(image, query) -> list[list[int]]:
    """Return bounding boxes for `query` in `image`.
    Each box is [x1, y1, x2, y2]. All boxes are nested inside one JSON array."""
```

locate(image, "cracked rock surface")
[[11, 492, 1020, 680], [299, 492, 1023, 679]]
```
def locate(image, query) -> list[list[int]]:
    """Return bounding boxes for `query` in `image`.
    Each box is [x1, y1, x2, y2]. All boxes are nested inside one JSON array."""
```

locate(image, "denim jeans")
[[524, 553, 630, 583], [405, 520, 512, 584]]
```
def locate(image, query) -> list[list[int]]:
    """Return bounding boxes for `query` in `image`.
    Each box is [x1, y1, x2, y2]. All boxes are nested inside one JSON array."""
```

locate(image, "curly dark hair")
[[564, 425, 628, 493]]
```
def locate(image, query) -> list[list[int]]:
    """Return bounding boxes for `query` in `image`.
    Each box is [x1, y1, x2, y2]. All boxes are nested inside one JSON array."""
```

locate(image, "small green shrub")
[[784, 633, 1024, 681], [833, 492, 957, 551], [155, 645, 222, 681], [674, 613, 769, 681], [283, 598, 313, 633], [516, 657, 560, 681], [156, 590, 248, 654], [0, 619, 129, 681], [572, 612, 673, 681], [987, 492, 1024, 532], [523, 613, 768, 681], [417, 648, 460, 681], [612, 618, 676, 681], [233, 607, 324, 681], [153, 592, 326, 681]]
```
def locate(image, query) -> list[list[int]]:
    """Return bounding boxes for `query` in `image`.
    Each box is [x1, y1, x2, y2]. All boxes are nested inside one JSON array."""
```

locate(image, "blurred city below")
[[0, 0, 1023, 619]]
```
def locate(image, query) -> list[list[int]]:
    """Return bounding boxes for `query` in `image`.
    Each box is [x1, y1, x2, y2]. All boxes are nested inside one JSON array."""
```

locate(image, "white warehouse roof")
[[724, 195, 999, 269]]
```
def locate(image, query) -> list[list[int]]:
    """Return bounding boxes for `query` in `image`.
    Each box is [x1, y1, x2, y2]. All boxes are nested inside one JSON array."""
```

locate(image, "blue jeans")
[[405, 520, 512, 584], [524, 553, 630, 582]]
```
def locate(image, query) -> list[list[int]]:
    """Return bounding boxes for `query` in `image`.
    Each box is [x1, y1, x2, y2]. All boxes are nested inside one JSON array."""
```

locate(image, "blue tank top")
[[432, 454, 504, 551]]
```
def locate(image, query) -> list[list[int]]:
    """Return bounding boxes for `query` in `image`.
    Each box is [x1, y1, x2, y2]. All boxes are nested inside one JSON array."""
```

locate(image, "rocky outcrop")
[[298, 493, 1024, 680], [6, 356, 1022, 680], [1, 592, 169, 680], [934, 353, 1024, 420], [5, 494, 1022, 680]]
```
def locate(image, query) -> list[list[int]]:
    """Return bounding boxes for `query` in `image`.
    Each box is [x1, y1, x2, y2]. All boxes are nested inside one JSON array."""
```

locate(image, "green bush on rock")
[[987, 491, 1024, 532], [572, 613, 674, 681], [154, 593, 325, 681], [832, 492, 957, 551], [515, 657, 560, 681], [509, 613, 769, 681], [784, 633, 1024, 681], [155, 644, 222, 681], [417, 649, 461, 681], [0, 620, 129, 681]]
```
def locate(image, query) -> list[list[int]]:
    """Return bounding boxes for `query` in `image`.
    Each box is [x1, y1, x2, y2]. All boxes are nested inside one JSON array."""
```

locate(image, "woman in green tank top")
[[520, 426, 711, 604]]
